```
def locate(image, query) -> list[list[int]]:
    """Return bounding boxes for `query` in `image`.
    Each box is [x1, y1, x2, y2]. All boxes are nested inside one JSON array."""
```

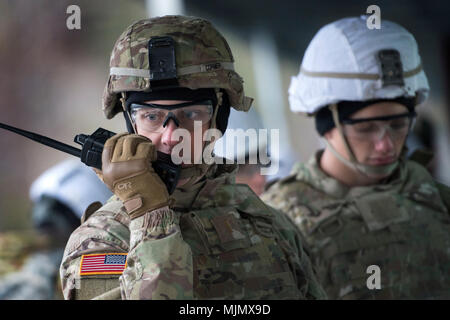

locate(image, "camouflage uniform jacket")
[[60, 164, 326, 300], [262, 151, 450, 299], [0, 231, 65, 299]]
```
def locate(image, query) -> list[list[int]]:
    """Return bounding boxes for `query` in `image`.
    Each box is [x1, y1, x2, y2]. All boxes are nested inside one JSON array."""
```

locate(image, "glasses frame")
[[340, 111, 417, 125], [130, 99, 214, 111], [340, 111, 417, 142], [129, 99, 215, 133]]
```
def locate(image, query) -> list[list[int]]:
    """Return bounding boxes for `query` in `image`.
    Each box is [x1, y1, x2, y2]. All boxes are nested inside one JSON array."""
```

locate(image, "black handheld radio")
[[0, 123, 181, 194]]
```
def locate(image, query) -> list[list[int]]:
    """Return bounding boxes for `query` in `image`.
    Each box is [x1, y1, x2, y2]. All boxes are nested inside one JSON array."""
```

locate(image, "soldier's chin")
[[364, 171, 391, 180], [166, 149, 206, 167], [167, 153, 195, 167], [360, 164, 397, 180]]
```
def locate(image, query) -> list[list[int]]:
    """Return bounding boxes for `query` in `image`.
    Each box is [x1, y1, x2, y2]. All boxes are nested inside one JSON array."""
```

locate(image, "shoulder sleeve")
[[59, 199, 130, 300], [60, 199, 193, 300], [120, 206, 193, 299]]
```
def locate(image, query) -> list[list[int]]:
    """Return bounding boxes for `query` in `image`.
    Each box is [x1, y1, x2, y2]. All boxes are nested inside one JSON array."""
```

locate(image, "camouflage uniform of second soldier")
[[59, 16, 326, 300], [0, 231, 63, 300], [262, 152, 450, 299], [262, 17, 450, 299]]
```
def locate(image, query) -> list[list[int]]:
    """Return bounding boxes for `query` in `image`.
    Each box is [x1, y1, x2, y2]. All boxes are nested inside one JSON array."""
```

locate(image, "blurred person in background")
[[0, 160, 112, 299], [213, 108, 268, 195], [262, 16, 450, 299]]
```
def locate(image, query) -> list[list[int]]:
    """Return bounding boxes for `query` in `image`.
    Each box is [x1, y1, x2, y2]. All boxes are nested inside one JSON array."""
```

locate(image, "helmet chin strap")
[[121, 93, 138, 134], [327, 103, 399, 178]]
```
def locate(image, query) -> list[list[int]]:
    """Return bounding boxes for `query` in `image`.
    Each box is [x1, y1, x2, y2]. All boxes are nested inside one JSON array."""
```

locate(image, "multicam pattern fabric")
[[103, 15, 253, 120], [0, 231, 50, 277], [60, 164, 326, 300], [0, 231, 64, 299], [262, 151, 450, 299]]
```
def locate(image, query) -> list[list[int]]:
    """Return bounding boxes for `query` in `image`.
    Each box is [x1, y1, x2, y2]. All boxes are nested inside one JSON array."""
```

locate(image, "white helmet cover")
[[29, 160, 113, 218], [289, 16, 429, 115]]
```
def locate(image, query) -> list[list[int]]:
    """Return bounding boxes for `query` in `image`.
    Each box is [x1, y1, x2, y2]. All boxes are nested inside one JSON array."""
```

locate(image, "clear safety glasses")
[[130, 100, 214, 133], [341, 112, 417, 142]]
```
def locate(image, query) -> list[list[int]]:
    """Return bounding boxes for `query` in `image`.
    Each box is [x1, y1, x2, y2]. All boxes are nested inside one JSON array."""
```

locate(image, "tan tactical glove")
[[98, 133, 171, 219]]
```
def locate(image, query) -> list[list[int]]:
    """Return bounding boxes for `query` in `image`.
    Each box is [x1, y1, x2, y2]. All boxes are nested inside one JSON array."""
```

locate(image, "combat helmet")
[[102, 15, 253, 127], [102, 15, 254, 187]]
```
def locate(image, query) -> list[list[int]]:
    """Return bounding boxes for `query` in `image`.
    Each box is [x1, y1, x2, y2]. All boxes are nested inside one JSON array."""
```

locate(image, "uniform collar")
[[172, 162, 238, 211], [292, 149, 407, 199]]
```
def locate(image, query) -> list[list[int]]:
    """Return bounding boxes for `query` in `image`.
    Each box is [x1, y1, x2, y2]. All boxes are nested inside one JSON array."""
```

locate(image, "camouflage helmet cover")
[[102, 15, 253, 119]]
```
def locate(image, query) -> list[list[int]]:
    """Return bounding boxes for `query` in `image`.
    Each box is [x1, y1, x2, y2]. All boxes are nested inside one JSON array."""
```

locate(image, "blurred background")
[[1, 0, 449, 231]]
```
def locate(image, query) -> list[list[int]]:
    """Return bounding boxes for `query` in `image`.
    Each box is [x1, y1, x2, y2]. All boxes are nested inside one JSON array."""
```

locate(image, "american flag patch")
[[79, 253, 127, 276]]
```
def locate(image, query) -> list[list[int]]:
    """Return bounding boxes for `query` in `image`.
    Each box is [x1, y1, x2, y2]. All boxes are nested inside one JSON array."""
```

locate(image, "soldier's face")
[[325, 102, 410, 169], [135, 100, 210, 166]]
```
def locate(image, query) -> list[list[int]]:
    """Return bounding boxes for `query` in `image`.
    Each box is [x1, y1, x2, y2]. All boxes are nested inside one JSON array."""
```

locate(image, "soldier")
[[262, 16, 450, 299], [213, 108, 268, 195], [0, 160, 112, 299], [59, 15, 326, 300]]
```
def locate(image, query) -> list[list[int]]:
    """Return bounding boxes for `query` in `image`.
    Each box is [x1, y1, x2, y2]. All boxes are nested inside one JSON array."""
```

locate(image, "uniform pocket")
[[184, 207, 299, 299], [354, 193, 410, 231], [188, 208, 253, 255]]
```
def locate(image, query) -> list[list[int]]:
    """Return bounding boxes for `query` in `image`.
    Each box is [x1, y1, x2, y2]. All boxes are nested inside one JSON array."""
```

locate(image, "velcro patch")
[[79, 253, 127, 276]]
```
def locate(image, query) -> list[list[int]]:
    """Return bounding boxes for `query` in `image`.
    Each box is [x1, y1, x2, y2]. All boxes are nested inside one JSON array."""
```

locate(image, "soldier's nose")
[[161, 119, 180, 148], [374, 132, 395, 153]]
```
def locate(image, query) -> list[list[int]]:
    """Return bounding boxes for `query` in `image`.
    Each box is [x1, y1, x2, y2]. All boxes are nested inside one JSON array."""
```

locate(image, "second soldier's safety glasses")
[[340, 111, 417, 142], [130, 100, 214, 133]]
